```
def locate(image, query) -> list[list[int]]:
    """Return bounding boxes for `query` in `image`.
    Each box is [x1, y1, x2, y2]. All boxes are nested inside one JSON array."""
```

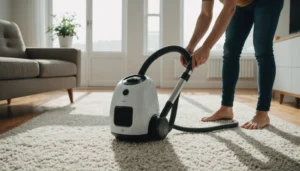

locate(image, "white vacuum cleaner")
[[110, 46, 238, 141]]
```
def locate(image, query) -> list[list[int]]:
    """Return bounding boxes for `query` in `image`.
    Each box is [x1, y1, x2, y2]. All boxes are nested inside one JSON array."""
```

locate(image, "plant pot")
[[58, 36, 73, 48]]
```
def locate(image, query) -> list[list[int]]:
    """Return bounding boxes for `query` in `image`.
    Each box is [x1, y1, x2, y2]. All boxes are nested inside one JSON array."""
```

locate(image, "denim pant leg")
[[253, 0, 284, 111], [222, 6, 254, 107]]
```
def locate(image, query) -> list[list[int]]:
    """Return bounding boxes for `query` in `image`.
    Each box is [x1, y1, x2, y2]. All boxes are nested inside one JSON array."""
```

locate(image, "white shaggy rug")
[[1, 92, 300, 171]]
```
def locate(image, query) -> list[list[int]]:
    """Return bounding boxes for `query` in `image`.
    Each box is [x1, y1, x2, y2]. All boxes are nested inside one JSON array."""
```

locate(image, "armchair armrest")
[[26, 48, 81, 86]]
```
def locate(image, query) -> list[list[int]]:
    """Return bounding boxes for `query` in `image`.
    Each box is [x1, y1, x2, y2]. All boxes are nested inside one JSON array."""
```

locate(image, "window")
[[51, 0, 86, 51], [92, 0, 123, 52], [51, 0, 123, 52], [183, 0, 254, 54], [145, 0, 161, 54]]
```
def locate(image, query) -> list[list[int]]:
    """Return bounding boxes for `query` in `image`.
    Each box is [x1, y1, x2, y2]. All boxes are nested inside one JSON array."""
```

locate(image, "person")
[[180, 0, 284, 129]]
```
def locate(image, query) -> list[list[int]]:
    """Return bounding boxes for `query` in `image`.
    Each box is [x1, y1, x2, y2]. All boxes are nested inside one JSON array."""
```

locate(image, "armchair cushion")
[[34, 59, 77, 78], [26, 48, 80, 65], [0, 57, 39, 80], [0, 20, 27, 59], [26, 48, 81, 86]]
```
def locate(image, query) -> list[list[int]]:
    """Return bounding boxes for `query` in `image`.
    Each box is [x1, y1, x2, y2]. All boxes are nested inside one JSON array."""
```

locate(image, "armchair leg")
[[296, 98, 300, 109], [7, 99, 11, 105], [279, 94, 284, 104], [67, 89, 74, 103]]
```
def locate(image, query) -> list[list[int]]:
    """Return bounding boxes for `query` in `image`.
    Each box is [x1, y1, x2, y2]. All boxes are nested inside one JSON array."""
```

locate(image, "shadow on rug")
[[111, 139, 188, 171]]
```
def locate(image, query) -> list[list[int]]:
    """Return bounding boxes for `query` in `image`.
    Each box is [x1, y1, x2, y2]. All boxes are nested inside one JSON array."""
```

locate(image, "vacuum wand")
[[169, 70, 192, 104], [160, 68, 192, 118]]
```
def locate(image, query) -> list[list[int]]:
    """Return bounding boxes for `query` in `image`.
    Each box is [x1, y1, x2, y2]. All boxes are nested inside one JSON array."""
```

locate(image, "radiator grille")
[[207, 58, 255, 79]]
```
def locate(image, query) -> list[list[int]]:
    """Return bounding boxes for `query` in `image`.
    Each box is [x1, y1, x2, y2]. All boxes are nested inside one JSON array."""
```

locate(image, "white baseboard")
[[88, 80, 120, 87]]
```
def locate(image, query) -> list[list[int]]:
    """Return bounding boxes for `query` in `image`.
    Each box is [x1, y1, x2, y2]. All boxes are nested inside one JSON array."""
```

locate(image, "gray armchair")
[[0, 19, 81, 104]]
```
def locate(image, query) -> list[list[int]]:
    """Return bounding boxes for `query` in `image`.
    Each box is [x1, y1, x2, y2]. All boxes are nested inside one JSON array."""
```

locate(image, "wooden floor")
[[0, 88, 299, 134]]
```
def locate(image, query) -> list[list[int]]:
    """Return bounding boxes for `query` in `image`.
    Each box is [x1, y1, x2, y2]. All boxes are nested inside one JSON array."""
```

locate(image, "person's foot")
[[201, 106, 234, 122], [241, 111, 270, 129]]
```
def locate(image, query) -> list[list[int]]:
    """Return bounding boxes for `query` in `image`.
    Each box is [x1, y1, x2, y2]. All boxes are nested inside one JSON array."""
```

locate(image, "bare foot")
[[241, 111, 270, 129], [201, 106, 234, 122]]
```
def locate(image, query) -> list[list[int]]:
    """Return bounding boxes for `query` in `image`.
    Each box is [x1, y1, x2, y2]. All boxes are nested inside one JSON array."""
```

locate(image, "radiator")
[[207, 58, 256, 79]]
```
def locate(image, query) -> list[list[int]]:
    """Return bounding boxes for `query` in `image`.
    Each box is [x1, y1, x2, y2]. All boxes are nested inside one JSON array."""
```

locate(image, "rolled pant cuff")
[[221, 101, 233, 107], [256, 106, 270, 111]]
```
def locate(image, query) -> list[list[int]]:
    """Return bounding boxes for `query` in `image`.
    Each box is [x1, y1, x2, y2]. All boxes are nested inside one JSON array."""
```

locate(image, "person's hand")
[[192, 45, 211, 69], [180, 45, 194, 68]]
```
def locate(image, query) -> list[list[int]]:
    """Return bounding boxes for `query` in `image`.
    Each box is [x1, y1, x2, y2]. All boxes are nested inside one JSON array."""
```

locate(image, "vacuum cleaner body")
[[109, 46, 239, 141], [110, 75, 160, 138]]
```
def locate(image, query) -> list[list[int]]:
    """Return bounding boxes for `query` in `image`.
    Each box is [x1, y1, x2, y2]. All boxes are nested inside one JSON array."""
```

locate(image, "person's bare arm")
[[202, 0, 237, 50], [194, 0, 237, 66], [180, 0, 214, 67], [187, 0, 214, 49]]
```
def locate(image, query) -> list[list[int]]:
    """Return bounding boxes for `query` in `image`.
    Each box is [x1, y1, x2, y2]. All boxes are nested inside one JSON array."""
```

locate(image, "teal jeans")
[[222, 0, 284, 111]]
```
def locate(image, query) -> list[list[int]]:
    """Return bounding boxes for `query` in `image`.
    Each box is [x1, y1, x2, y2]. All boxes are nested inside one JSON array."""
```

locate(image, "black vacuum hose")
[[138, 46, 192, 75], [139, 45, 239, 133], [168, 94, 239, 133]]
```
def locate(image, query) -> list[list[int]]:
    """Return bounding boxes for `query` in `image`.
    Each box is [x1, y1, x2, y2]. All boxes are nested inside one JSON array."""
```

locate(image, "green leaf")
[[45, 12, 81, 40]]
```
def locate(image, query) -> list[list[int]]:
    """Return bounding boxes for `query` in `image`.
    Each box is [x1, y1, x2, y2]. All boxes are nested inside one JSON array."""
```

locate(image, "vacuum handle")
[[138, 45, 192, 76]]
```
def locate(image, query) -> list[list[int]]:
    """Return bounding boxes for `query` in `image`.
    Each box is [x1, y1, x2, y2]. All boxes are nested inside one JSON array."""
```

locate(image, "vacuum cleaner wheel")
[[148, 115, 169, 140]]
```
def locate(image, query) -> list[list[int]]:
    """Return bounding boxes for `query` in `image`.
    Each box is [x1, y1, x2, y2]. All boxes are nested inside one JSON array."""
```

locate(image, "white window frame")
[[47, 0, 127, 57], [89, 0, 127, 55], [144, 0, 163, 56]]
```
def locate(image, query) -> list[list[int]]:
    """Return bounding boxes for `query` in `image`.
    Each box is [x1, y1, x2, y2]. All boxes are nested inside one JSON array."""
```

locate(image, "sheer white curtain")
[[11, 0, 48, 47], [28, 0, 48, 47]]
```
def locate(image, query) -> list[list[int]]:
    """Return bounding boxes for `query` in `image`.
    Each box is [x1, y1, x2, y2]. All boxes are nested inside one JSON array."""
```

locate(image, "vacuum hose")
[[138, 46, 192, 75], [139, 46, 238, 133]]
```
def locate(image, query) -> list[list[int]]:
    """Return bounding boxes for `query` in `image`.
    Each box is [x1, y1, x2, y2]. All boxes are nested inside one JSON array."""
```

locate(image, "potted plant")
[[47, 13, 81, 48]]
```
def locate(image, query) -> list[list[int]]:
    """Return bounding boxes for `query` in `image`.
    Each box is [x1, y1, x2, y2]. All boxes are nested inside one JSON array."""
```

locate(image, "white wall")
[[0, 0, 11, 21], [275, 0, 290, 37]]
